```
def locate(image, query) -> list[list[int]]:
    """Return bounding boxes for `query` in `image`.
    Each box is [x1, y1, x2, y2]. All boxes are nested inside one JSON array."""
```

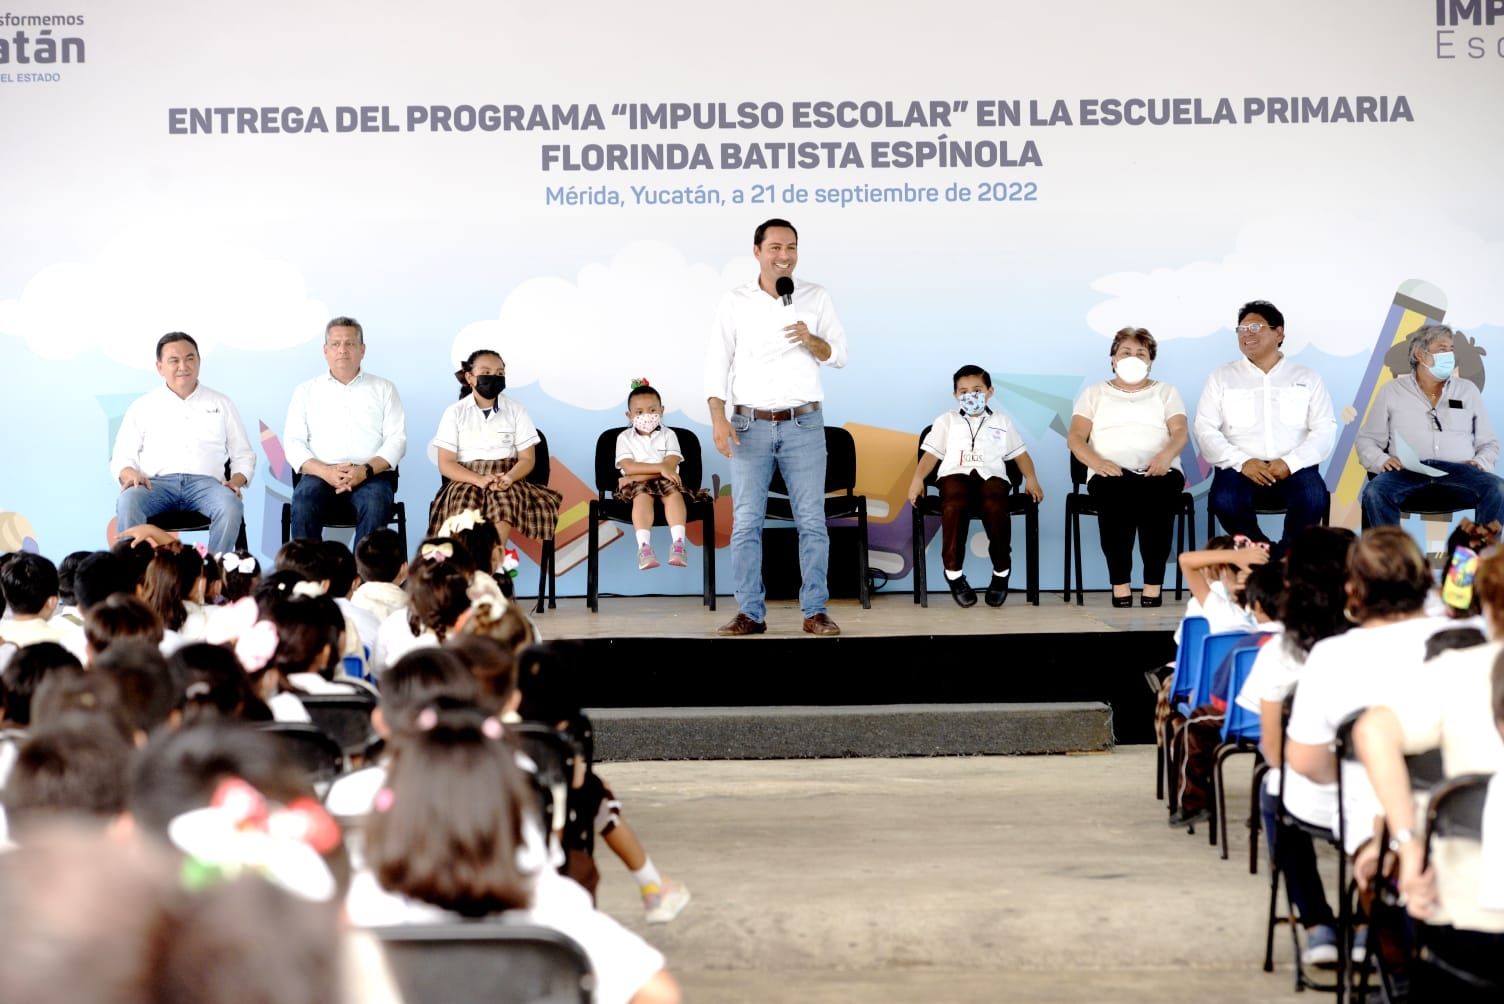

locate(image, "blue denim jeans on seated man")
[[1209, 465, 1328, 558], [1360, 459, 1504, 529], [729, 409, 828, 622], [116, 473, 245, 555], [290, 471, 396, 545]]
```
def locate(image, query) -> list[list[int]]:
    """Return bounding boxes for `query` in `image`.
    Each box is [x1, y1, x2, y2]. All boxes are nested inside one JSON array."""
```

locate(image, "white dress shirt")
[[1072, 380, 1187, 478], [109, 383, 256, 483], [920, 408, 1027, 482], [283, 370, 407, 472], [615, 427, 682, 469], [1193, 356, 1337, 474], [704, 277, 848, 409], [431, 396, 539, 462]]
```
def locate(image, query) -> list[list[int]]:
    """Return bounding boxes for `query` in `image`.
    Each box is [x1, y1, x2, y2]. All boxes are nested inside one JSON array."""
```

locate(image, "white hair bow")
[[220, 552, 258, 575], [438, 508, 485, 538]]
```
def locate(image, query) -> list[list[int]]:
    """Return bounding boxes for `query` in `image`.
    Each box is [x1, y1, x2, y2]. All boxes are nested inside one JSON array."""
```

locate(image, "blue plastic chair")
[[1215, 645, 1265, 863], [1180, 630, 1248, 718], [1160, 616, 1210, 802]]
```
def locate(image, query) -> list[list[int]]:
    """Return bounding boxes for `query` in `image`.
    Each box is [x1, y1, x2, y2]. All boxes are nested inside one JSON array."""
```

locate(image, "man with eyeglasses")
[[283, 316, 407, 544], [1356, 324, 1502, 529], [1194, 300, 1336, 556]]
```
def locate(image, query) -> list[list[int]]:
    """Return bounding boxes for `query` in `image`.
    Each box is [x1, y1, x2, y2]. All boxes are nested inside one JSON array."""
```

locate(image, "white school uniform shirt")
[[921, 408, 1027, 483], [705, 277, 848, 409], [614, 427, 681, 470], [430, 395, 539, 462], [283, 370, 408, 472], [109, 383, 256, 483], [1193, 356, 1336, 474], [1284, 615, 1448, 851]]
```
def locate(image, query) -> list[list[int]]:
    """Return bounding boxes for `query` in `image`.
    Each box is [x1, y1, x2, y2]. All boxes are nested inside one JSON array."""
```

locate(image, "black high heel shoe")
[[1111, 592, 1134, 608], [1140, 591, 1163, 608]]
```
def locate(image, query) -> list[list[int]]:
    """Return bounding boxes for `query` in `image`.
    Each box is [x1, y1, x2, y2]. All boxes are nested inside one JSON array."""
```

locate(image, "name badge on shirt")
[[960, 449, 986, 467]]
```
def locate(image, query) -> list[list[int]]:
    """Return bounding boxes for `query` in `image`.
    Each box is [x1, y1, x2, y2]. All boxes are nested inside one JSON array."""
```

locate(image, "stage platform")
[[533, 590, 1182, 753]]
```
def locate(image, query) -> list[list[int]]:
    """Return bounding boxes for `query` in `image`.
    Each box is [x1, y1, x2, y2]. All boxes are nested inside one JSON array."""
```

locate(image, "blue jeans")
[[117, 473, 245, 554], [1260, 785, 1336, 929], [290, 471, 396, 545], [729, 409, 828, 621], [1360, 460, 1504, 528], [1209, 465, 1327, 557]]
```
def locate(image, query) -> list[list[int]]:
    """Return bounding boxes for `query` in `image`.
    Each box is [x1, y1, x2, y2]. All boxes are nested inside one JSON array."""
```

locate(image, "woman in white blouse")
[[427, 350, 562, 549], [1067, 327, 1189, 607]]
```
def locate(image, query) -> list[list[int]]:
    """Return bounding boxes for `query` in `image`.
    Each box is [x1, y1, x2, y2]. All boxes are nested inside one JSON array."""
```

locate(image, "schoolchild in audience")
[[371, 539, 473, 675], [518, 642, 690, 923], [322, 539, 379, 669], [350, 705, 681, 1004], [139, 543, 210, 644], [1, 712, 135, 841], [71, 550, 137, 612], [217, 549, 261, 604], [53, 550, 91, 627], [352, 528, 408, 624], [907, 364, 1044, 608], [275, 538, 367, 675], [0, 552, 86, 665], [169, 641, 273, 724], [82, 594, 165, 663], [435, 509, 510, 605]]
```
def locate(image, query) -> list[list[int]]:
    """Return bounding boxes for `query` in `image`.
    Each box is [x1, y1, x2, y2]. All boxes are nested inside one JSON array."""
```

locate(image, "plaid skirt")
[[428, 458, 563, 540], [615, 477, 712, 504]]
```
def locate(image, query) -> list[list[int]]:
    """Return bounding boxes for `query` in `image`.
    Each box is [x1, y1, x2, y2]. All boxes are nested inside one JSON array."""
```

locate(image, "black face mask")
[[473, 374, 506, 399]]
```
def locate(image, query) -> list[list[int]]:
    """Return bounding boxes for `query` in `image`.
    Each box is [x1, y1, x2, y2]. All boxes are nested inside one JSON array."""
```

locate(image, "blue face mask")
[[958, 391, 988, 416], [1428, 351, 1456, 381]]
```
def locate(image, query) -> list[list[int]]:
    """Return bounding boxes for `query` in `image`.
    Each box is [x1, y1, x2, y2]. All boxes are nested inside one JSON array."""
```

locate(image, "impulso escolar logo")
[[1435, 0, 1504, 59], [0, 11, 85, 84]]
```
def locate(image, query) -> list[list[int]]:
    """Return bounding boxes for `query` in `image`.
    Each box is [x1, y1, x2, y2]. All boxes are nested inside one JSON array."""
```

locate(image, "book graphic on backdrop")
[[514, 456, 622, 575]]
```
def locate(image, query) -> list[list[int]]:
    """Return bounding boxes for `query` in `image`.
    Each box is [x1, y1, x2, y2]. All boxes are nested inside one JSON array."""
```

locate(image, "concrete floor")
[[592, 746, 1331, 1004]]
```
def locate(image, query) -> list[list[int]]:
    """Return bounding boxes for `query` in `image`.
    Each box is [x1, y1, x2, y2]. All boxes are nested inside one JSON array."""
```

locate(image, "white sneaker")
[[1305, 925, 1339, 968], [643, 879, 690, 923]]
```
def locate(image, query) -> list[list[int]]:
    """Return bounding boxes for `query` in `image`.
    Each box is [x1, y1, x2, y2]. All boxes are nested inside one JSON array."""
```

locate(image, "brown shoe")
[[802, 613, 841, 637], [717, 613, 767, 636]]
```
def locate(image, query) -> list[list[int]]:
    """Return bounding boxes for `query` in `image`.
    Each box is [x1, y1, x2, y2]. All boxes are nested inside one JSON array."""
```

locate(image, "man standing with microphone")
[[705, 219, 849, 636]]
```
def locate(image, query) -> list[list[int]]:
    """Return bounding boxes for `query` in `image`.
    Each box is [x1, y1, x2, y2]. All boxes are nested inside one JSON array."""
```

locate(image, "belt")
[[734, 402, 820, 422]]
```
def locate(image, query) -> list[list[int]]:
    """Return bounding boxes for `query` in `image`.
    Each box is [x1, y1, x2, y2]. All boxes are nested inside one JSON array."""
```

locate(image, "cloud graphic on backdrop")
[[450, 241, 752, 425], [0, 232, 329, 369], [1085, 214, 1504, 355]]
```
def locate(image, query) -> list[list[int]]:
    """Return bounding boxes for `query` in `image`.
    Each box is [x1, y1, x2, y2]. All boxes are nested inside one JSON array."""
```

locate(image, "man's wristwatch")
[[364, 463, 376, 480]]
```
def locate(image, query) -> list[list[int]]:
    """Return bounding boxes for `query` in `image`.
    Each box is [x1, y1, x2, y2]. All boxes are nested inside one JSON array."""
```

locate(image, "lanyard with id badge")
[[959, 415, 988, 468]]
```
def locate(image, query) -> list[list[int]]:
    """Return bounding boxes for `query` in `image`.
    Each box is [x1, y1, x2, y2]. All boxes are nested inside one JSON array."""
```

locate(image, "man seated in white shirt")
[[1194, 300, 1337, 557], [284, 317, 407, 544], [111, 333, 256, 555]]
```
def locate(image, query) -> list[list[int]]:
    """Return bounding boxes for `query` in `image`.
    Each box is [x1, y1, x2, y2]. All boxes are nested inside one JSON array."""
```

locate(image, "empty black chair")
[[279, 468, 408, 553], [585, 426, 716, 612], [297, 692, 380, 761], [910, 426, 1039, 606], [764, 425, 871, 609], [373, 923, 594, 1004], [257, 721, 345, 791], [1061, 452, 1192, 604]]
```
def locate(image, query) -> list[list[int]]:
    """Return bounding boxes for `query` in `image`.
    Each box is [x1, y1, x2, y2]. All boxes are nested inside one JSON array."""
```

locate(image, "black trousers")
[[1086, 469, 1185, 586]]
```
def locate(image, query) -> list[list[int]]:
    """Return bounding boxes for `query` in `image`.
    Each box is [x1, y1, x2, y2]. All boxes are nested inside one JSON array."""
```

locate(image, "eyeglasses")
[[1429, 409, 1443, 432], [1234, 323, 1272, 335]]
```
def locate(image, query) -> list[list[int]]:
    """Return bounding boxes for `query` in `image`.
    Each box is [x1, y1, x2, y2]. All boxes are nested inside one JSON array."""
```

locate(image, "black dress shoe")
[[947, 575, 978, 608], [984, 574, 1009, 607], [1140, 592, 1163, 608], [1168, 807, 1212, 829], [1111, 594, 1134, 608]]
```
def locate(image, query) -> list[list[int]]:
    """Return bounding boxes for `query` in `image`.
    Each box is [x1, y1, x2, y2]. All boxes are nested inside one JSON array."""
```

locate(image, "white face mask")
[[632, 413, 661, 433], [1114, 356, 1150, 385]]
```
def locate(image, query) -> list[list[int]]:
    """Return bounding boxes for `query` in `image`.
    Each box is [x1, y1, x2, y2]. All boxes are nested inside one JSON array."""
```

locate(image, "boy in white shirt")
[[907, 365, 1044, 608]]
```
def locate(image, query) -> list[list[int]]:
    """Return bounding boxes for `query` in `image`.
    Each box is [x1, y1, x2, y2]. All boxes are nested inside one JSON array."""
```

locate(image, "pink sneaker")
[[668, 539, 688, 567], [637, 544, 660, 570]]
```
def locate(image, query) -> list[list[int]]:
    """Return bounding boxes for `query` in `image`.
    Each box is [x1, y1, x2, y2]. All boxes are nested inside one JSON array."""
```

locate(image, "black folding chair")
[[765, 425, 871, 609], [1414, 772, 1499, 997], [1061, 452, 1192, 604], [144, 460, 249, 551], [257, 721, 345, 791], [279, 468, 408, 553], [373, 922, 594, 1004], [910, 426, 1039, 606], [508, 722, 581, 850], [297, 692, 380, 761], [585, 426, 716, 612]]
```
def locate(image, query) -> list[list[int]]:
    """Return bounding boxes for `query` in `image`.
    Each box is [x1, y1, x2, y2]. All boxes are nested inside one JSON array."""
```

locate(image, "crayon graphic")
[[1327, 279, 1447, 528]]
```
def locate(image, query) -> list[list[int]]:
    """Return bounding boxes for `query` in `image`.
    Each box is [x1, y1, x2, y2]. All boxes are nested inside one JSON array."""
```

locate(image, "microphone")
[[775, 276, 794, 306]]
